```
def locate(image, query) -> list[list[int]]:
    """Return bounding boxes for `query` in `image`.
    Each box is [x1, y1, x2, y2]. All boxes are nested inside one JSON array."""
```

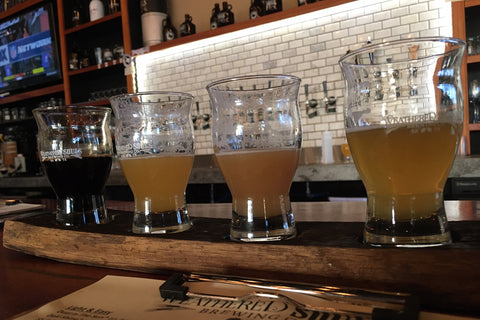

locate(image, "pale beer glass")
[[109, 92, 195, 234], [33, 106, 113, 226], [207, 75, 302, 241], [339, 37, 466, 247]]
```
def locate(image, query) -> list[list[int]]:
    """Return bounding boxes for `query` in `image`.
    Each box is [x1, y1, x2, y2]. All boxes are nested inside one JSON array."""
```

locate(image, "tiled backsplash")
[[132, 0, 452, 155]]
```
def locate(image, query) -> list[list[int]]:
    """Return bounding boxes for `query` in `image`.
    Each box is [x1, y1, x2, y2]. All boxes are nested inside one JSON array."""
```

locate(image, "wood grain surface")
[[3, 206, 480, 315]]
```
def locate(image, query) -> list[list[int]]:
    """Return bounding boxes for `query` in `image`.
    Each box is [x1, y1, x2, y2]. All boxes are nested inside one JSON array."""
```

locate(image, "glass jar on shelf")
[[113, 44, 124, 60], [103, 48, 113, 62], [468, 37, 474, 55]]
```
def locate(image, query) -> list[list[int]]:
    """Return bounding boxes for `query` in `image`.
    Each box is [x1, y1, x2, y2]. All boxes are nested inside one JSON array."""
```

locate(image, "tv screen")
[[0, 2, 62, 96]]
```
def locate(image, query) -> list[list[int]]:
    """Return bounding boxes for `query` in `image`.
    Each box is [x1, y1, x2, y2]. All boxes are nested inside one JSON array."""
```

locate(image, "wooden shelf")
[[469, 123, 480, 131], [64, 12, 122, 35], [73, 99, 110, 106], [0, 117, 34, 126], [467, 54, 480, 64], [452, 1, 479, 154], [0, 0, 44, 20], [68, 59, 124, 76], [466, 0, 480, 8], [135, 0, 352, 56], [0, 84, 64, 105]]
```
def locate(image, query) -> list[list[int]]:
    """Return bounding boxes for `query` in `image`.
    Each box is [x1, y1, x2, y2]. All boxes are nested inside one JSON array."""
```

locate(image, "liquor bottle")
[[249, 0, 261, 19], [80, 49, 90, 68], [108, 0, 120, 14], [163, 16, 177, 41], [71, 0, 84, 27], [180, 14, 196, 37], [103, 48, 113, 62], [69, 43, 80, 70], [89, 0, 105, 21], [210, 3, 220, 29], [265, 0, 282, 15], [113, 44, 124, 59], [221, 1, 234, 26], [69, 53, 79, 70]]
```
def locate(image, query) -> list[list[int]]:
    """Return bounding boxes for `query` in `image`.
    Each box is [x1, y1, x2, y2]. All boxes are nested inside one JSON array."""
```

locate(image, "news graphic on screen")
[[0, 3, 61, 95]]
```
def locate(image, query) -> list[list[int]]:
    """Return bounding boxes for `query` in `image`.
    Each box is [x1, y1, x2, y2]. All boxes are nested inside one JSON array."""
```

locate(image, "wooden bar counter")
[[2, 201, 480, 319]]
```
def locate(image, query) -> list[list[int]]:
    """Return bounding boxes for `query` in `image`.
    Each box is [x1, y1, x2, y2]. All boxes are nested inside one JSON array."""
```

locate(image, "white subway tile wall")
[[133, 0, 452, 155]]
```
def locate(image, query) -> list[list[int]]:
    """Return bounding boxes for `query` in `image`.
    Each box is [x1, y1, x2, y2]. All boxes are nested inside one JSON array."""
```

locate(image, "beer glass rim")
[[206, 74, 301, 91], [32, 105, 111, 115], [109, 91, 194, 102], [338, 36, 466, 67]]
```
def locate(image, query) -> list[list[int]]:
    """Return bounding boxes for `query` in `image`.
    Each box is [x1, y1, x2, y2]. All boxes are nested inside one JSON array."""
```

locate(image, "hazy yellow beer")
[[216, 149, 299, 218], [110, 91, 195, 234], [347, 122, 461, 221], [120, 154, 194, 213], [207, 74, 302, 241], [339, 37, 466, 246]]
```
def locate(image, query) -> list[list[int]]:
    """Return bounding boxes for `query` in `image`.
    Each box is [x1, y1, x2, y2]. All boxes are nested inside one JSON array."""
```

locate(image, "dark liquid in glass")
[[42, 156, 113, 225], [42, 156, 112, 196]]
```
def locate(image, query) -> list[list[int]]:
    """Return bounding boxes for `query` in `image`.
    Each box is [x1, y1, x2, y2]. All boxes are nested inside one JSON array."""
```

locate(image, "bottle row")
[[0, 0, 27, 13], [69, 44, 124, 70], [150, 0, 323, 44], [71, 0, 121, 28], [149, 0, 282, 44]]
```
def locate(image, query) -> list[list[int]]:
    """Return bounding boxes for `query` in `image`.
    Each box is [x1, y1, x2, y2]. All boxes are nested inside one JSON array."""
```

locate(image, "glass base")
[[56, 195, 109, 227], [230, 210, 296, 242], [132, 209, 192, 234], [364, 214, 451, 247]]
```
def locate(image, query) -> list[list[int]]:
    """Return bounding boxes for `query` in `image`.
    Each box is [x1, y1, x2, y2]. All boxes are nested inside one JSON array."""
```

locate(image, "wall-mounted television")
[[0, 2, 62, 97]]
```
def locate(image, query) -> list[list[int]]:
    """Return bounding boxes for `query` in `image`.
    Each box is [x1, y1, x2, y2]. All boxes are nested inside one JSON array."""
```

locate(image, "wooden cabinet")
[[57, 0, 141, 105], [453, 0, 480, 155]]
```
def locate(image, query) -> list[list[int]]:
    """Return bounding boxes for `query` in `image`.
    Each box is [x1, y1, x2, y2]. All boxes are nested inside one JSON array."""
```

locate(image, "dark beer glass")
[[33, 106, 113, 226]]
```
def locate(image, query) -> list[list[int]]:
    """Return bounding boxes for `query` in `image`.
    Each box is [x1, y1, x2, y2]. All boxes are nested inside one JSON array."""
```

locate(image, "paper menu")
[[0, 203, 44, 216], [0, 203, 45, 224], [13, 276, 478, 320]]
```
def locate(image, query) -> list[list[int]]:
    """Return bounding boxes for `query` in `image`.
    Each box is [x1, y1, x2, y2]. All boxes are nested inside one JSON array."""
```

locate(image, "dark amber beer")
[[42, 156, 112, 199], [34, 106, 113, 226]]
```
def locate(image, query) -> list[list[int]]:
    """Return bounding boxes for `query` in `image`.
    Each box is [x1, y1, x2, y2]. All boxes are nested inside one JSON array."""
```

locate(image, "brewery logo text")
[[40, 148, 82, 161], [383, 112, 437, 125]]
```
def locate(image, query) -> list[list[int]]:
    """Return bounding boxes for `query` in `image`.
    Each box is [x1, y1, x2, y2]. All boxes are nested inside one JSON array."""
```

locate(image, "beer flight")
[[34, 37, 465, 247]]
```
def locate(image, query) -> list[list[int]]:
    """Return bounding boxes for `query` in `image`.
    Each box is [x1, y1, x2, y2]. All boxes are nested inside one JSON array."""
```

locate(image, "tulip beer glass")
[[207, 75, 302, 241], [33, 106, 113, 226], [339, 37, 466, 247], [109, 92, 195, 234]]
